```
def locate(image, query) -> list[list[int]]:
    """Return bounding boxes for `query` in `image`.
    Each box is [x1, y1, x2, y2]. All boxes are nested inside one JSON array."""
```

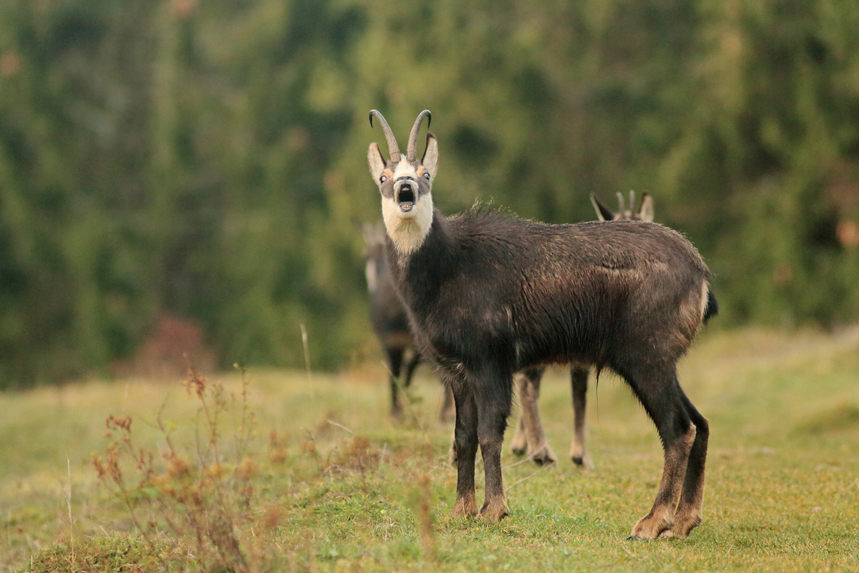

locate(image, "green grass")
[[3, 328, 859, 572]]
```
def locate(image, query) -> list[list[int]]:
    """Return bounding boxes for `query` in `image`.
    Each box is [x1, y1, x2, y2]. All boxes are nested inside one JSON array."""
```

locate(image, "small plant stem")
[[502, 441, 552, 470], [505, 464, 552, 492], [66, 458, 73, 564], [326, 419, 355, 435], [300, 323, 314, 402]]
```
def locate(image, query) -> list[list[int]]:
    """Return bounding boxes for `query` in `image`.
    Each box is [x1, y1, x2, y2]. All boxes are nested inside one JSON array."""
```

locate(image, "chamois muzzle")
[[395, 179, 416, 212]]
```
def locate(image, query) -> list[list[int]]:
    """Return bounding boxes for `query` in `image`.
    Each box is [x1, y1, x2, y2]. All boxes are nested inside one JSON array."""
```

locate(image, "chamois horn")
[[407, 110, 432, 161], [369, 110, 401, 163]]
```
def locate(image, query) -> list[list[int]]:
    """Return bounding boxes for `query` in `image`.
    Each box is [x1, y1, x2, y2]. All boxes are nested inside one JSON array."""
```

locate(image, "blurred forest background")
[[1, 0, 858, 387]]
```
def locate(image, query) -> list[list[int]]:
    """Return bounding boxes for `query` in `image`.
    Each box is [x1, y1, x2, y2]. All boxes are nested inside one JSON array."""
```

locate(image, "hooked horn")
[[407, 110, 432, 161], [369, 110, 401, 163]]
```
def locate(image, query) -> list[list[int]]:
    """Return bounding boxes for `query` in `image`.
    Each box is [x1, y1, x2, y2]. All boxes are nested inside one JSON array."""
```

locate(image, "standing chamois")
[[510, 191, 657, 468], [367, 110, 716, 539], [363, 222, 454, 419]]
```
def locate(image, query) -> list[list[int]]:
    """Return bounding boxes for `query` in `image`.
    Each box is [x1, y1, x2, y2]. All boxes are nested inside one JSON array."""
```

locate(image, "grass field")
[[2, 328, 859, 572]]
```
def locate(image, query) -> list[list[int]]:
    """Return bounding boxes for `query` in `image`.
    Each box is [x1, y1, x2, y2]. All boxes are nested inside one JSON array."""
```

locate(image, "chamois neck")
[[381, 192, 435, 256], [385, 208, 450, 266]]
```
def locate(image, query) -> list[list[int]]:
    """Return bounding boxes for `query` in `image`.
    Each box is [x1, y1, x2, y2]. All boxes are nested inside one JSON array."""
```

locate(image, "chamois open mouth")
[[397, 185, 416, 212]]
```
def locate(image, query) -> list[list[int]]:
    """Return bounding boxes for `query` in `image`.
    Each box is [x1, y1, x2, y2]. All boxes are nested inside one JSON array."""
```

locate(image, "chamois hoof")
[[452, 493, 478, 518], [509, 441, 527, 457], [479, 498, 510, 522], [629, 510, 673, 541], [532, 446, 558, 467], [670, 511, 703, 539], [570, 453, 594, 470], [508, 429, 527, 457]]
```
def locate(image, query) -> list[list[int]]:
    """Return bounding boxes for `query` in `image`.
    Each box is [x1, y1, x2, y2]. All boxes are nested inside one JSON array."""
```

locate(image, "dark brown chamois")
[[363, 222, 454, 419], [367, 109, 716, 539], [510, 191, 658, 468]]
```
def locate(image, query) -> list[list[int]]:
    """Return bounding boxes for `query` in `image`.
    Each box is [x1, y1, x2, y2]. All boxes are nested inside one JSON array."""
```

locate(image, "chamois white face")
[[367, 134, 439, 255]]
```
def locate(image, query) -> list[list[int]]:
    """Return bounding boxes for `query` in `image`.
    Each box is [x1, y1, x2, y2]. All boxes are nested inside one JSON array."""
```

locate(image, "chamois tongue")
[[399, 201, 414, 212]]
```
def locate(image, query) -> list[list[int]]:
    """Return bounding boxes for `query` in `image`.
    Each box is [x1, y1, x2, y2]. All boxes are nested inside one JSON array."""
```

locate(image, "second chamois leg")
[[570, 366, 593, 469], [508, 373, 529, 456], [401, 350, 421, 389], [439, 383, 455, 422], [385, 346, 405, 417], [511, 367, 557, 466]]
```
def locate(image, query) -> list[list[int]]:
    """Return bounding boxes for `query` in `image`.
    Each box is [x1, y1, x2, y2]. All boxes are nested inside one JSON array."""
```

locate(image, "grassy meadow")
[[2, 328, 859, 572]]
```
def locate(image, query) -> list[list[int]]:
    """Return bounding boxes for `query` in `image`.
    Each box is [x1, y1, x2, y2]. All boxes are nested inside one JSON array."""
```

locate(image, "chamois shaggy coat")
[[390, 209, 709, 378], [368, 109, 714, 540]]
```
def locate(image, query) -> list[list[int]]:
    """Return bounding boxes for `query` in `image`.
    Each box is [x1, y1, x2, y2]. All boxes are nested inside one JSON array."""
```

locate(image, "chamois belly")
[[418, 296, 615, 376]]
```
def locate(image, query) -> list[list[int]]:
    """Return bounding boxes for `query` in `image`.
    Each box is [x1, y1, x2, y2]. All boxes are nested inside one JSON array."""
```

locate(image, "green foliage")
[[92, 369, 254, 572], [3, 329, 859, 571], [23, 536, 168, 573], [1, 1, 859, 383]]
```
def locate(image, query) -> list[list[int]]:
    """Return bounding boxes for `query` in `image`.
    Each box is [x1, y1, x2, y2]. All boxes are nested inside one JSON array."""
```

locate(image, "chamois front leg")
[[475, 369, 513, 521], [570, 366, 593, 469], [450, 380, 479, 518]]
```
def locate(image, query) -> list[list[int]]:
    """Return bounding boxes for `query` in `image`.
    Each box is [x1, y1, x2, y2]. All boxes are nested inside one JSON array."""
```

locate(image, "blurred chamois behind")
[[510, 191, 655, 468], [363, 223, 454, 419]]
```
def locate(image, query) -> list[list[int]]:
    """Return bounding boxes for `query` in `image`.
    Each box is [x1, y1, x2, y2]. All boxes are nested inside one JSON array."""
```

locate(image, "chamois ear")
[[422, 133, 439, 182], [590, 193, 615, 222], [638, 193, 655, 222], [368, 142, 386, 185]]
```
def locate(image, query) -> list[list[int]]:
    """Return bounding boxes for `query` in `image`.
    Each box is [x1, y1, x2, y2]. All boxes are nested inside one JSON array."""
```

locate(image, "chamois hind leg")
[[449, 373, 479, 518], [475, 367, 513, 521], [668, 389, 709, 539], [511, 367, 557, 466], [385, 347, 405, 417], [569, 366, 593, 469], [623, 366, 697, 540]]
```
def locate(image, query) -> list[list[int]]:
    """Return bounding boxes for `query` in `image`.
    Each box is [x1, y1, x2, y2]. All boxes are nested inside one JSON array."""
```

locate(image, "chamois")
[[367, 109, 716, 539], [510, 191, 657, 468], [363, 222, 454, 419]]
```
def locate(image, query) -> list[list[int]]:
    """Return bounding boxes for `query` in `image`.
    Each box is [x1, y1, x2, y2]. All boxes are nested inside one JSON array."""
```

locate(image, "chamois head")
[[590, 191, 654, 222], [368, 110, 439, 255]]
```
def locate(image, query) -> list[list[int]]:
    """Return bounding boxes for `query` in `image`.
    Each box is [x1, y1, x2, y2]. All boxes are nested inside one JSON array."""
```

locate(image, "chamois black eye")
[[423, 172, 430, 180], [380, 175, 387, 183]]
